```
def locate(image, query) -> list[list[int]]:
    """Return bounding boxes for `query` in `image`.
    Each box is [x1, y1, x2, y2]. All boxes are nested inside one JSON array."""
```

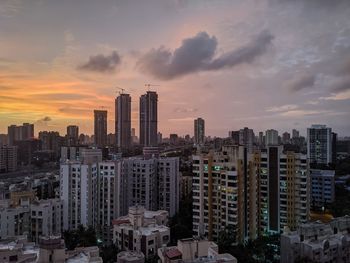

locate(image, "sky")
[[1, 0, 350, 137]]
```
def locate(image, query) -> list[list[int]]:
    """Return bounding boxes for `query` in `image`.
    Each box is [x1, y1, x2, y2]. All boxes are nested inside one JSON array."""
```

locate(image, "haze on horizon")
[[1, 0, 350, 137]]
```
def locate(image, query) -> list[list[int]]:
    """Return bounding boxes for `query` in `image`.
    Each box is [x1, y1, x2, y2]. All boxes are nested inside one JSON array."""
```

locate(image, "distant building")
[[7, 123, 34, 146], [14, 138, 41, 165], [281, 216, 350, 263], [115, 93, 132, 151], [158, 238, 237, 263], [0, 134, 8, 146], [169, 134, 179, 145], [66, 125, 79, 146], [239, 127, 255, 153], [140, 91, 158, 147], [38, 131, 63, 157], [94, 110, 108, 147], [292, 129, 299, 138], [194, 118, 205, 145], [113, 206, 170, 259], [0, 145, 18, 173], [310, 169, 335, 209], [282, 132, 291, 144], [307, 124, 333, 165], [265, 129, 278, 146]]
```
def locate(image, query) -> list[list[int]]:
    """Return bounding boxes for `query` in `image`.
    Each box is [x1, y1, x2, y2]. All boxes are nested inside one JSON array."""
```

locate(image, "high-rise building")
[[94, 110, 107, 147], [256, 146, 309, 234], [192, 145, 310, 243], [0, 145, 18, 173], [307, 124, 332, 165], [229, 130, 240, 145], [258, 132, 264, 147], [66, 125, 79, 146], [7, 123, 34, 145], [139, 91, 158, 146], [265, 129, 279, 146], [194, 118, 205, 145], [239, 127, 255, 153], [115, 94, 132, 152], [192, 146, 258, 243]]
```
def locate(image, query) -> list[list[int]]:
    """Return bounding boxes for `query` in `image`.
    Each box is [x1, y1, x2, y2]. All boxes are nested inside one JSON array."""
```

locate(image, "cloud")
[[266, 104, 298, 112], [78, 51, 121, 73], [38, 116, 52, 122], [137, 30, 274, 80], [173, 107, 198, 113], [286, 73, 316, 92]]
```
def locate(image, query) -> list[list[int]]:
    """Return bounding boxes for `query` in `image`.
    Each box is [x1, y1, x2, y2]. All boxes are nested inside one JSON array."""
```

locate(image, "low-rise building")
[[113, 206, 170, 259], [117, 251, 145, 263], [158, 238, 237, 263], [281, 216, 350, 263]]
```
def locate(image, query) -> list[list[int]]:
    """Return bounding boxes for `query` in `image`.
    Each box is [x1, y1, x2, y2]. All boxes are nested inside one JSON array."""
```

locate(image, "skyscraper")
[[307, 124, 332, 165], [94, 110, 107, 147], [194, 118, 205, 145], [139, 91, 158, 146], [66, 125, 79, 146], [115, 93, 131, 151]]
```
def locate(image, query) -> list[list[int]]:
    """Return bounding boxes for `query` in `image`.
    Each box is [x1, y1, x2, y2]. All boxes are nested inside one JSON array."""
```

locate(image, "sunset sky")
[[1, 0, 350, 137]]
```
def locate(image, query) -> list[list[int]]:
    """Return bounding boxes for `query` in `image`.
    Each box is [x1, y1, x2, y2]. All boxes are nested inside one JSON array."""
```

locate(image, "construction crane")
[[116, 86, 125, 95], [145, 83, 160, 91]]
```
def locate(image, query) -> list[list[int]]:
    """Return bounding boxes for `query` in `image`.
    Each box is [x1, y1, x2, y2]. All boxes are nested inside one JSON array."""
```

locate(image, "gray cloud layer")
[[78, 51, 121, 73], [137, 30, 273, 80]]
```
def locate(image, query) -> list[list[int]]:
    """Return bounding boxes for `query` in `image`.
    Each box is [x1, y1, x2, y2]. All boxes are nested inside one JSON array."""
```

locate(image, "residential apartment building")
[[158, 238, 237, 263], [113, 206, 170, 259], [115, 93, 132, 152], [257, 146, 310, 234], [7, 123, 34, 146], [281, 216, 350, 263], [310, 169, 335, 209], [192, 145, 259, 243], [265, 129, 279, 146], [194, 118, 205, 146], [192, 145, 310, 244], [139, 91, 158, 147], [30, 199, 63, 243], [307, 124, 333, 165], [0, 145, 17, 173], [94, 110, 108, 147]]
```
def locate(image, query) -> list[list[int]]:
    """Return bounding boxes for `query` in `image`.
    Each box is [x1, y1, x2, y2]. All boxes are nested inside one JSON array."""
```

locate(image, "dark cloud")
[[38, 116, 52, 122], [287, 73, 316, 92], [78, 51, 121, 73], [331, 77, 350, 93], [137, 30, 274, 80]]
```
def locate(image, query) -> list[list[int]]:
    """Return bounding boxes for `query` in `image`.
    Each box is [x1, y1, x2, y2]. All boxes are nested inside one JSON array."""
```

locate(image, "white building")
[[60, 161, 99, 230], [265, 129, 279, 146], [113, 206, 170, 259], [307, 124, 332, 165], [281, 216, 350, 263], [158, 238, 237, 263], [0, 200, 30, 239], [30, 199, 63, 243]]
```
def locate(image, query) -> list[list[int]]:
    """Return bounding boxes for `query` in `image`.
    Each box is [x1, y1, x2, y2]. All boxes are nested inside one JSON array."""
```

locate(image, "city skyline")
[[1, 0, 350, 137]]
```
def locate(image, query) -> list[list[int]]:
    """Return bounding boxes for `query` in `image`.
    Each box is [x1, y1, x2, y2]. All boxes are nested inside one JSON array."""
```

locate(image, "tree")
[[63, 225, 97, 250], [100, 244, 119, 263], [217, 226, 236, 253]]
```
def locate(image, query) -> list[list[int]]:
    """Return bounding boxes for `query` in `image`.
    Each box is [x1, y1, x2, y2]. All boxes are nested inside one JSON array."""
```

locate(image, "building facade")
[[113, 206, 170, 259], [194, 118, 205, 146], [0, 145, 18, 173], [310, 169, 335, 209], [281, 216, 350, 263], [307, 124, 332, 165], [139, 91, 158, 147], [66, 125, 79, 146], [7, 123, 34, 146], [115, 93, 132, 152], [94, 110, 108, 147]]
